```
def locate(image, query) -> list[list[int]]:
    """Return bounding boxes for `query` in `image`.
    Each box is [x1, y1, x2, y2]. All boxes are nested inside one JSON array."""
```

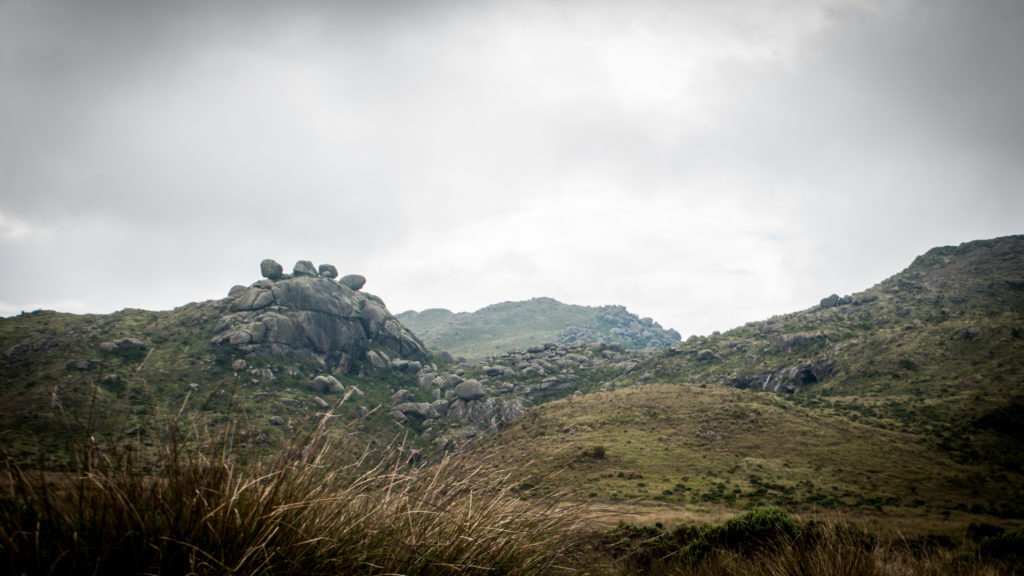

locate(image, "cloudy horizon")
[[2, 0, 1022, 337]]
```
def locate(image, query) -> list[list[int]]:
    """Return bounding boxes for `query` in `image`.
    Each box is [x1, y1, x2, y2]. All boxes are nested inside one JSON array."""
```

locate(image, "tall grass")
[[0, 399, 591, 575]]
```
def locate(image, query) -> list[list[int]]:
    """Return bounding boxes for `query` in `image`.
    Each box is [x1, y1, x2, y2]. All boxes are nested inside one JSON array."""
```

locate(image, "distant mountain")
[[396, 297, 681, 361]]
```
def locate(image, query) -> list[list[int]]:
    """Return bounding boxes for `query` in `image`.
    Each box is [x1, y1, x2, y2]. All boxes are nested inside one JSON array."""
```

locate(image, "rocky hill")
[[0, 259, 647, 467], [474, 235, 1024, 521], [397, 297, 681, 361]]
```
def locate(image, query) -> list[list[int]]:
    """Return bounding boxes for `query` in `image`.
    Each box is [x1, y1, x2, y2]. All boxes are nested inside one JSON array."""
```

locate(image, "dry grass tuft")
[[0, 403, 592, 575]]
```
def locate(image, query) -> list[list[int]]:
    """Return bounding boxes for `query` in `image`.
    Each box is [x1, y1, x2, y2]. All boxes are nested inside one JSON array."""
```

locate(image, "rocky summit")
[[213, 259, 427, 375]]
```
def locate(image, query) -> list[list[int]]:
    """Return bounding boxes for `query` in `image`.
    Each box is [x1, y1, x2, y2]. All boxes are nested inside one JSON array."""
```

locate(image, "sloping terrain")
[[397, 297, 680, 361], [0, 259, 436, 466], [476, 235, 1024, 524]]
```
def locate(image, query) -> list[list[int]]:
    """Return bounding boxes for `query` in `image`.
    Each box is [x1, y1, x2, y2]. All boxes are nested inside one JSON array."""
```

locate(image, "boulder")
[[228, 285, 247, 297], [366, 350, 390, 370], [820, 294, 842, 308], [390, 389, 413, 406], [269, 416, 286, 426], [311, 374, 344, 394], [340, 274, 366, 290], [318, 263, 339, 279], [293, 260, 318, 277], [261, 259, 284, 280], [395, 402, 440, 420], [453, 379, 486, 401], [696, 349, 718, 363]]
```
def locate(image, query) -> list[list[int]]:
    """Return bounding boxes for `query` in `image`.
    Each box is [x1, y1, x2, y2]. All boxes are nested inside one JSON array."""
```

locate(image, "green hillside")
[[397, 297, 680, 361], [474, 236, 1024, 525]]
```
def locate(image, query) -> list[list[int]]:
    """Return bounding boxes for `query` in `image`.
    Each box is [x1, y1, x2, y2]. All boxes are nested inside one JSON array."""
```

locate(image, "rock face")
[[214, 261, 427, 375], [726, 360, 833, 394]]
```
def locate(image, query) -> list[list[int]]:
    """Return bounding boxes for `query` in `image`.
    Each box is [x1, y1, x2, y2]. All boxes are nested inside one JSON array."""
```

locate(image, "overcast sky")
[[1, 0, 1022, 337]]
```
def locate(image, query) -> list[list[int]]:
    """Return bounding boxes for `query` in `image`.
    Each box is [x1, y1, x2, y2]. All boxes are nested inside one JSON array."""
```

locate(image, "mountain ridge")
[[397, 297, 681, 361]]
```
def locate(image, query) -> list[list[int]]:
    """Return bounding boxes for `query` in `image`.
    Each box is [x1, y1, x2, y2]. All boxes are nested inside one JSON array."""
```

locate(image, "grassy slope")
[[477, 236, 1024, 529], [0, 301, 430, 468], [397, 298, 597, 360], [487, 383, 1013, 519]]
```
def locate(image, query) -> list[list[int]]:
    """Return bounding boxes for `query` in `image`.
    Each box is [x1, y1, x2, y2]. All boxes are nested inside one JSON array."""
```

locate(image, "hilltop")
[[397, 297, 681, 361]]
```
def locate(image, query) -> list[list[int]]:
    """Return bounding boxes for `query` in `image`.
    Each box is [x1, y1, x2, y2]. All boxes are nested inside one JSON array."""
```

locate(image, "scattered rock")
[[395, 402, 440, 420], [696, 349, 718, 363], [312, 396, 330, 409], [454, 379, 486, 401], [269, 416, 286, 426], [231, 359, 248, 371], [261, 259, 284, 280], [311, 375, 344, 394], [820, 294, 842, 308], [391, 389, 413, 406]]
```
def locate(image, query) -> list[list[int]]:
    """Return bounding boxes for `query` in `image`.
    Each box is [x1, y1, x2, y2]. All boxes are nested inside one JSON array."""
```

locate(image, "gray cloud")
[[1, 0, 1022, 335]]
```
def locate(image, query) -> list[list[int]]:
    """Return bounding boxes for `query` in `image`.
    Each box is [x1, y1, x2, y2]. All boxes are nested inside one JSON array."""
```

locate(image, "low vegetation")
[[604, 507, 1024, 575], [0, 405, 590, 575]]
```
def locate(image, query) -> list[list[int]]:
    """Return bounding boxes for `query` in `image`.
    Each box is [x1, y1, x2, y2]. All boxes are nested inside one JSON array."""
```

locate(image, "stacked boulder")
[[212, 259, 427, 375]]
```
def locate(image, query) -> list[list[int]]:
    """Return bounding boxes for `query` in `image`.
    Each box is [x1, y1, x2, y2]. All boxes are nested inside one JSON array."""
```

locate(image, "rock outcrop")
[[213, 260, 427, 375]]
